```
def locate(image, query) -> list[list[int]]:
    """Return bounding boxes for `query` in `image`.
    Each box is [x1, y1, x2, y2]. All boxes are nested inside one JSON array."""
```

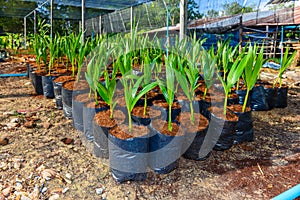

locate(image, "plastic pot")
[[250, 85, 269, 111], [42, 75, 57, 99], [83, 102, 108, 141], [30, 71, 43, 95], [109, 124, 149, 183], [208, 108, 238, 151], [53, 81, 63, 109], [180, 112, 210, 161], [264, 86, 276, 109], [228, 105, 254, 144], [275, 86, 288, 108], [235, 89, 251, 107], [93, 109, 126, 159], [149, 119, 184, 174]]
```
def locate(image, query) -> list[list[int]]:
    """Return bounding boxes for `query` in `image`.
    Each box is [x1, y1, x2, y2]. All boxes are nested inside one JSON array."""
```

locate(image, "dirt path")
[[0, 61, 299, 200]]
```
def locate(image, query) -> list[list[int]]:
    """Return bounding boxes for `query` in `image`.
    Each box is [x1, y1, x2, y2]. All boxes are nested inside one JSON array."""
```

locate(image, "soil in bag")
[[109, 124, 149, 183], [179, 112, 210, 161], [208, 107, 238, 151], [228, 105, 254, 144], [93, 109, 125, 158], [83, 101, 109, 141]]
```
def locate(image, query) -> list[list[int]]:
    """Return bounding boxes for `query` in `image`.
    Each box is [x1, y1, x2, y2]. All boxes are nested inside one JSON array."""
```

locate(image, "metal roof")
[[0, 0, 152, 20]]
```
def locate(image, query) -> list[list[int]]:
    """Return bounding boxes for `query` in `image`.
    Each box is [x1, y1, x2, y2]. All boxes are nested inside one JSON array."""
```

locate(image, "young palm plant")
[[273, 48, 296, 88], [175, 36, 205, 124], [242, 44, 265, 112], [121, 73, 157, 132], [218, 50, 248, 115], [201, 49, 217, 100], [158, 53, 176, 131], [65, 32, 82, 77]]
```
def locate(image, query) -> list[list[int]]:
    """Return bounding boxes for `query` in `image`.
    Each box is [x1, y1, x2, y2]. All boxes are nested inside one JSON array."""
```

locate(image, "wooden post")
[[179, 0, 187, 41]]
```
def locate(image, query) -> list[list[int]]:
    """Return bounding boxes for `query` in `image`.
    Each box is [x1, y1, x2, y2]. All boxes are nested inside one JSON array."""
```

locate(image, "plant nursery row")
[[25, 31, 295, 182]]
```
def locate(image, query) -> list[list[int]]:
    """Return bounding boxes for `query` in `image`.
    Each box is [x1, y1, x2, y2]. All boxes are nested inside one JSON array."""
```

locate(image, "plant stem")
[[128, 108, 132, 133], [143, 94, 147, 116], [223, 95, 228, 116], [242, 89, 250, 112], [109, 105, 113, 119], [236, 80, 240, 91], [168, 103, 172, 132], [190, 101, 195, 125], [203, 87, 208, 100]]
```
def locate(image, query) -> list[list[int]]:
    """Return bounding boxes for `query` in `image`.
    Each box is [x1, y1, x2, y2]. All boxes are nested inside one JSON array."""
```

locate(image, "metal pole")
[[130, 6, 133, 40], [82, 0, 85, 43], [179, 0, 187, 41], [280, 26, 284, 67], [50, 0, 53, 38], [34, 10, 37, 35], [24, 17, 27, 49]]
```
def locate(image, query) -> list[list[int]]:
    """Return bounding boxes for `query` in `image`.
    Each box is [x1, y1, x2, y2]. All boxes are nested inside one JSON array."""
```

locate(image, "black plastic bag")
[[30, 71, 43, 95], [182, 125, 210, 161], [83, 104, 108, 141], [72, 98, 85, 132], [250, 85, 269, 111], [275, 87, 288, 108], [53, 81, 63, 109], [235, 89, 250, 107], [264, 87, 276, 109], [93, 121, 110, 159], [148, 122, 183, 174], [42, 75, 57, 99], [232, 110, 254, 144], [109, 127, 149, 183], [208, 111, 237, 151], [62, 101, 72, 119]]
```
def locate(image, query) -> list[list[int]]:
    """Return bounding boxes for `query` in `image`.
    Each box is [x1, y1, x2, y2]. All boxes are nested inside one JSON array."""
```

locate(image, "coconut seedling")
[[76, 37, 91, 81], [242, 44, 265, 112], [273, 47, 296, 88], [218, 50, 247, 115], [120, 73, 157, 132], [65, 32, 83, 77], [157, 53, 177, 131], [201, 49, 217, 99], [175, 36, 205, 124]]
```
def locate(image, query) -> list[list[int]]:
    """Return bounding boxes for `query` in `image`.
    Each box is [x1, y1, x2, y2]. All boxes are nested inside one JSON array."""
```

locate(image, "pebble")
[[65, 173, 72, 180], [41, 187, 48, 193], [0, 194, 5, 200], [20, 195, 31, 200], [3, 111, 15, 115], [6, 122, 18, 129], [102, 193, 107, 200], [2, 187, 11, 197], [48, 194, 60, 200], [24, 82, 31, 86], [62, 187, 69, 194], [10, 118, 19, 123], [96, 188, 104, 195]]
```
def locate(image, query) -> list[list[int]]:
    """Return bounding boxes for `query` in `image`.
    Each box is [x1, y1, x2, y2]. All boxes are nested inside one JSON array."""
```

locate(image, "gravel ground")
[[0, 60, 299, 200]]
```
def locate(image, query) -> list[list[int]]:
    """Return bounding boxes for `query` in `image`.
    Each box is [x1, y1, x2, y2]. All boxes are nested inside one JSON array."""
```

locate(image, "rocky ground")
[[0, 59, 299, 200]]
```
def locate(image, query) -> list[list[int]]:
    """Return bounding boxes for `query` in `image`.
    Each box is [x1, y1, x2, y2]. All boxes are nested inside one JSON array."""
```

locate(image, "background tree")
[[188, 0, 203, 20], [206, 9, 219, 18], [222, 2, 254, 16]]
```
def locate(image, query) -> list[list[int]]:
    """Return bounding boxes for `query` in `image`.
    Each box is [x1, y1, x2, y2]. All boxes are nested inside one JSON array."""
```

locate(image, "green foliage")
[[274, 48, 296, 87], [222, 2, 254, 16], [158, 53, 177, 131], [201, 49, 216, 99], [218, 49, 247, 115], [242, 44, 265, 112], [121, 73, 157, 131]]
